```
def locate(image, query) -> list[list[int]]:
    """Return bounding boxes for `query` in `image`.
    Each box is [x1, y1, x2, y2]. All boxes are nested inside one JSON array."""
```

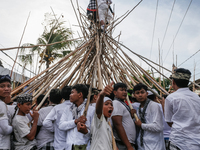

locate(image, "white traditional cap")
[[104, 97, 112, 103], [147, 89, 158, 96]]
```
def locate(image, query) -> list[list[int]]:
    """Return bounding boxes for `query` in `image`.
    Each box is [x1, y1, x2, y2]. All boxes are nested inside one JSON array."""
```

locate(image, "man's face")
[[103, 100, 113, 118], [18, 102, 32, 115], [0, 81, 11, 100], [113, 87, 127, 100], [70, 89, 81, 104], [133, 88, 148, 103]]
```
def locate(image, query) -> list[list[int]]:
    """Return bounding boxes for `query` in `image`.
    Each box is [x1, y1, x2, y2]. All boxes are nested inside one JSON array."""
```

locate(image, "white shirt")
[[158, 104, 171, 138], [112, 100, 136, 144], [0, 100, 12, 149], [12, 115, 37, 150], [36, 105, 54, 149], [89, 103, 96, 107], [165, 87, 200, 150], [59, 104, 95, 150], [90, 114, 112, 150], [137, 101, 165, 150], [43, 100, 71, 150], [132, 102, 140, 111]]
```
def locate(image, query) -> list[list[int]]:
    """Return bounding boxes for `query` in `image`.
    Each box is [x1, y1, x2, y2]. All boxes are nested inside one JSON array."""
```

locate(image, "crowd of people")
[[0, 68, 200, 150]]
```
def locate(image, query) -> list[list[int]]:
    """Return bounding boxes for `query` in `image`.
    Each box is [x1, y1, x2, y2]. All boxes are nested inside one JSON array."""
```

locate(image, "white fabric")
[[59, 103, 95, 150], [0, 100, 12, 149], [158, 104, 171, 138], [90, 114, 112, 150], [36, 106, 54, 149], [43, 100, 71, 150], [12, 115, 37, 150], [147, 89, 158, 96], [165, 87, 200, 150], [0, 119, 13, 135], [97, 0, 112, 6], [112, 100, 136, 144], [90, 103, 96, 107], [7, 105, 16, 121], [132, 102, 140, 111], [137, 101, 165, 150], [103, 96, 112, 103], [98, 2, 113, 23]]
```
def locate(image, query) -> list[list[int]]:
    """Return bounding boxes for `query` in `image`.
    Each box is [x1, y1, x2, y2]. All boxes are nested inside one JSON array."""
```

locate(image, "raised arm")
[[96, 82, 114, 119]]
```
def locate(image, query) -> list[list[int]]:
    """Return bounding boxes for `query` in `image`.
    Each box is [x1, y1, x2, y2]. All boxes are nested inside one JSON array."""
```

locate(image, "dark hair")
[[173, 79, 189, 88], [61, 86, 72, 100], [133, 83, 148, 93], [0, 75, 11, 84], [90, 88, 99, 102], [147, 95, 156, 101], [50, 89, 62, 104], [72, 84, 88, 99], [114, 83, 127, 91], [37, 94, 49, 107]]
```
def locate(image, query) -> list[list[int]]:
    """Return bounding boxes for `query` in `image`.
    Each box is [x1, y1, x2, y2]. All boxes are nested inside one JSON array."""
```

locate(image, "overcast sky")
[[0, 0, 200, 80]]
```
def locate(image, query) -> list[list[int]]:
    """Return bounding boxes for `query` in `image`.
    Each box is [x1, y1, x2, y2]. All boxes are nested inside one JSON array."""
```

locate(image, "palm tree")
[[19, 13, 75, 70]]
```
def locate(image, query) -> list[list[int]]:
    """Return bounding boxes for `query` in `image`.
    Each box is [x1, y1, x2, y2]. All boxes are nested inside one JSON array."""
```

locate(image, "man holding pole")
[[59, 84, 95, 150], [165, 68, 200, 150], [111, 83, 136, 150], [133, 83, 165, 150]]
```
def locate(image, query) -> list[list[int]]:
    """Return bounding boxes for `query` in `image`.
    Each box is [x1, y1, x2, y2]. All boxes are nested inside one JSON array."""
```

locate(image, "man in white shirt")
[[165, 68, 200, 150], [111, 83, 136, 150], [147, 89, 171, 150], [43, 86, 72, 150], [134, 83, 165, 150], [59, 84, 95, 150], [36, 89, 62, 150], [0, 75, 13, 150], [97, 0, 113, 31]]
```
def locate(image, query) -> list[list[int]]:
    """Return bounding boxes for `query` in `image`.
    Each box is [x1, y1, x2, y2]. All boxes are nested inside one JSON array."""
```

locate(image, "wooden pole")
[[126, 95, 139, 121], [11, 12, 31, 77]]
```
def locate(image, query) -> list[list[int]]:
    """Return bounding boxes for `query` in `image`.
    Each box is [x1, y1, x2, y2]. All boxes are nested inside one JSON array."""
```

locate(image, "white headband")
[[104, 97, 112, 103]]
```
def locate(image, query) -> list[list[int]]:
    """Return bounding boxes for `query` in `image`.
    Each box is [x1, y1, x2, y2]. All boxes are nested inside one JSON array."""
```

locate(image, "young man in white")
[[165, 68, 200, 150], [12, 93, 39, 150], [90, 82, 114, 150], [59, 84, 95, 150], [0, 75, 13, 150], [111, 83, 136, 150], [36, 89, 62, 150], [97, 0, 113, 31], [147, 90, 171, 150], [134, 83, 165, 150], [43, 86, 72, 150]]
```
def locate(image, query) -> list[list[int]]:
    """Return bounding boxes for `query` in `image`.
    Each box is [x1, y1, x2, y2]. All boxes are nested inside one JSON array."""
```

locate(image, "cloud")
[[0, 0, 200, 79]]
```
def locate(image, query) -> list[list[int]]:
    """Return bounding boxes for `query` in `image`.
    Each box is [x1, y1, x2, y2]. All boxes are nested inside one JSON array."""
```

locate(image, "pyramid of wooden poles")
[[11, 0, 171, 109]]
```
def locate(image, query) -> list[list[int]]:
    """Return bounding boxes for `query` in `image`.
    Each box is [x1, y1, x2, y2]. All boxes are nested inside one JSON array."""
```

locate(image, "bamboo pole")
[[126, 95, 139, 121], [11, 12, 31, 77], [108, 121, 117, 150]]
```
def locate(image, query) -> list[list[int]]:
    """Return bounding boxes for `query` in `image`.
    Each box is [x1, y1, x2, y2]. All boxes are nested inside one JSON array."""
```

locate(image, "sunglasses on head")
[[0, 74, 11, 80]]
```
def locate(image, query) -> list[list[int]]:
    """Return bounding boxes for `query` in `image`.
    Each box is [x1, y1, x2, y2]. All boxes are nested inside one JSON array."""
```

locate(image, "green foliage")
[[131, 70, 171, 92], [19, 13, 76, 69]]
